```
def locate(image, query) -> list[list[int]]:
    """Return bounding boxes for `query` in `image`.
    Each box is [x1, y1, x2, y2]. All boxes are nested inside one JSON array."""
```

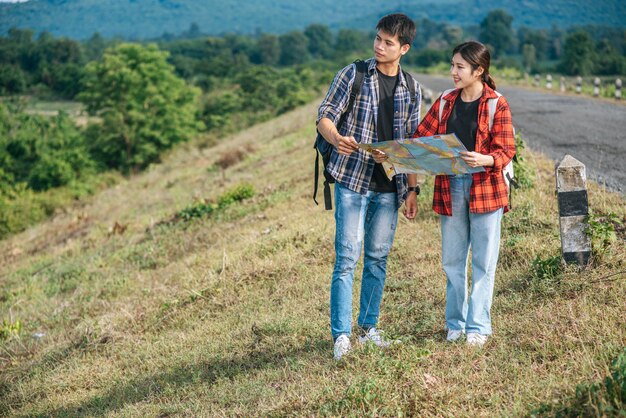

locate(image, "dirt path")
[[414, 74, 626, 194]]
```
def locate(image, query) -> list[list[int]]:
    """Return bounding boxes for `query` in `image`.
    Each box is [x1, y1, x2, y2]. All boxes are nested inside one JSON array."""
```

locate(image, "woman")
[[416, 41, 515, 346]]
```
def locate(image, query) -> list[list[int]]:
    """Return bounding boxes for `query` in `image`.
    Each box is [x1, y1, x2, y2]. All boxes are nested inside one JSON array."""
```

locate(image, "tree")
[[304, 24, 333, 59], [255, 34, 280, 65], [83, 32, 108, 62], [79, 43, 202, 172], [560, 31, 595, 75], [594, 39, 625, 75], [0, 65, 26, 94], [518, 27, 549, 61], [335, 29, 366, 57], [479, 10, 514, 58], [0, 102, 95, 191], [522, 44, 537, 73], [279, 31, 309, 66]]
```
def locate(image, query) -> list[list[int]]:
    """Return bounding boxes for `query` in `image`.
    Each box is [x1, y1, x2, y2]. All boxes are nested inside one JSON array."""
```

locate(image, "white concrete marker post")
[[576, 76, 582, 94], [556, 155, 592, 265], [593, 77, 600, 97], [616, 78, 622, 100]]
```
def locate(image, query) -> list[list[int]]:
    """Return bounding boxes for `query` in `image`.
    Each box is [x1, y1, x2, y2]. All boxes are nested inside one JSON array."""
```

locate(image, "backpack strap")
[[487, 91, 501, 131], [402, 70, 416, 105], [314, 60, 367, 210], [437, 89, 456, 125]]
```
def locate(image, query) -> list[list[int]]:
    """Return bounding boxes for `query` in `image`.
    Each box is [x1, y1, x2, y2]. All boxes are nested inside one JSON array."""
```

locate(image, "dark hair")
[[452, 41, 496, 90], [376, 13, 416, 46]]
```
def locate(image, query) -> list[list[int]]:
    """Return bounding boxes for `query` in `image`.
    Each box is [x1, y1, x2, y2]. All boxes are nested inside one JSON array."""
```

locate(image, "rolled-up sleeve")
[[316, 64, 355, 126], [487, 96, 516, 173]]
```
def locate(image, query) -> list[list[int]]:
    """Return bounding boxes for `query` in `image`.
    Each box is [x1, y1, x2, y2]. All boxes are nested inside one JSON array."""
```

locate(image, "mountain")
[[0, 0, 624, 40]]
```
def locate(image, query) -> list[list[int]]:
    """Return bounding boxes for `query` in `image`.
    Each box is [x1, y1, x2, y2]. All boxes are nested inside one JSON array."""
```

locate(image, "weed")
[[531, 348, 626, 416], [585, 210, 623, 258], [216, 184, 255, 208], [525, 253, 565, 294], [0, 319, 21, 341], [513, 132, 535, 189], [531, 254, 563, 281]]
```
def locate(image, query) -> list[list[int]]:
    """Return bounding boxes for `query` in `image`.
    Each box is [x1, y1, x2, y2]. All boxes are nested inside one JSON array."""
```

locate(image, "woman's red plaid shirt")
[[414, 84, 516, 216]]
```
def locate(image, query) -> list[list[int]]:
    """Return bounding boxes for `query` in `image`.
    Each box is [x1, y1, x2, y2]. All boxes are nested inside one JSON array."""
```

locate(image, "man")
[[316, 13, 422, 360]]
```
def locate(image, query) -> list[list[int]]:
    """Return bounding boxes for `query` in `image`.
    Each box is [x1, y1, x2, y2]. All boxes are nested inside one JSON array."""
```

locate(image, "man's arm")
[[318, 117, 358, 156], [404, 173, 419, 219]]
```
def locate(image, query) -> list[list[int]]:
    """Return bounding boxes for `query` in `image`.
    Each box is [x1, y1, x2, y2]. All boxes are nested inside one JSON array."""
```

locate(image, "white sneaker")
[[446, 329, 465, 342], [467, 332, 488, 347], [358, 327, 400, 348], [333, 335, 351, 360]]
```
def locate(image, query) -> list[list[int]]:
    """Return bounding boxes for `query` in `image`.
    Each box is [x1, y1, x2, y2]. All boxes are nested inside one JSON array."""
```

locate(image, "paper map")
[[357, 133, 485, 178]]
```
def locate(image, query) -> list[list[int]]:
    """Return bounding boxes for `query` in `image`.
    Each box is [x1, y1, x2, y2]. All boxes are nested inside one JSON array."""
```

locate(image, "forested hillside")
[[0, 0, 624, 39]]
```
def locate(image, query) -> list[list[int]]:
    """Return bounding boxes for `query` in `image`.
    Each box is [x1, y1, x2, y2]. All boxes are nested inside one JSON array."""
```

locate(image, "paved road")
[[414, 74, 626, 194]]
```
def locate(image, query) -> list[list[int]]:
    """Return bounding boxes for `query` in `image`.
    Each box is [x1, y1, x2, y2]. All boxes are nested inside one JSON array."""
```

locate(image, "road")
[[414, 74, 626, 194]]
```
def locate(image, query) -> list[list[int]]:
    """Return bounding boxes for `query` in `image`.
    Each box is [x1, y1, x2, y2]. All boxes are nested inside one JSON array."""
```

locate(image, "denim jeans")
[[330, 183, 398, 339], [440, 174, 503, 335]]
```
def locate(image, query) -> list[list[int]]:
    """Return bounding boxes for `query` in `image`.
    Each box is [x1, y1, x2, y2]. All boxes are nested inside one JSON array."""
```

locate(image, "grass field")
[[0, 101, 624, 416]]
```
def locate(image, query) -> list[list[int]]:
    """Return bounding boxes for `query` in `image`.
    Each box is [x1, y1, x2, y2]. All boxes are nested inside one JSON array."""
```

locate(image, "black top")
[[446, 96, 480, 152], [369, 71, 398, 193]]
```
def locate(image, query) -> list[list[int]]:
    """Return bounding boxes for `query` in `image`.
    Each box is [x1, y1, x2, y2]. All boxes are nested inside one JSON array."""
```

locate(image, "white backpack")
[[438, 89, 516, 191]]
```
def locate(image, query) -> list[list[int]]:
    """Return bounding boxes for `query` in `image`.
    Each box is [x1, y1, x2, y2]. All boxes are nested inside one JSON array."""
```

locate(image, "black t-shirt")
[[369, 71, 398, 193], [446, 97, 480, 152]]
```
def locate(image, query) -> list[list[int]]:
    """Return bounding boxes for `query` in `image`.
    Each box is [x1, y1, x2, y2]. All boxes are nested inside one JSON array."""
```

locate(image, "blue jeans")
[[330, 183, 398, 339], [440, 174, 503, 335]]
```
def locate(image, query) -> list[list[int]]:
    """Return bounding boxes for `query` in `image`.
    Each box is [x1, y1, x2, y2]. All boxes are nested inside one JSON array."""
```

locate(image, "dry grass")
[[0, 100, 624, 417]]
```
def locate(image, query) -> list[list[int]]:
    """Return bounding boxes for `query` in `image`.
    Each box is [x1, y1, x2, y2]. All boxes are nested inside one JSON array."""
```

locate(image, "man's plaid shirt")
[[316, 58, 422, 207], [415, 85, 516, 216]]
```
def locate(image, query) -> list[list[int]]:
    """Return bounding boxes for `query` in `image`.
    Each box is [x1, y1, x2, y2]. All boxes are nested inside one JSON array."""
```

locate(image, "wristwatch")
[[407, 186, 420, 195]]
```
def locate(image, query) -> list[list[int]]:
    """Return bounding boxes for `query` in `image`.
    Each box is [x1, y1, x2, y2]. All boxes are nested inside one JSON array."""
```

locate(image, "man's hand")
[[404, 192, 418, 219], [334, 133, 359, 156]]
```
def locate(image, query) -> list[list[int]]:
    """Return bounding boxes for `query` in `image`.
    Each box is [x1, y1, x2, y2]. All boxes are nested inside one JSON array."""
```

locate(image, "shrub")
[[217, 184, 255, 208], [176, 184, 255, 222]]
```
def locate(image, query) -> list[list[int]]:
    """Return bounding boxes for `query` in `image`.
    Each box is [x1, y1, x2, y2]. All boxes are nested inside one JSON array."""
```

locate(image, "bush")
[[176, 184, 255, 222], [0, 103, 96, 192], [0, 64, 27, 94]]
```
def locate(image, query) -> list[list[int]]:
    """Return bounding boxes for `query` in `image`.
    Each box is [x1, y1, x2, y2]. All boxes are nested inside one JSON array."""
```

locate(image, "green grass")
[[0, 100, 624, 416]]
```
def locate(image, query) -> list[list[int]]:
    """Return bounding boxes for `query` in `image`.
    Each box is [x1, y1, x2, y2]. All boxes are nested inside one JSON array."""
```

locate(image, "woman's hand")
[[371, 149, 389, 163], [459, 151, 494, 167]]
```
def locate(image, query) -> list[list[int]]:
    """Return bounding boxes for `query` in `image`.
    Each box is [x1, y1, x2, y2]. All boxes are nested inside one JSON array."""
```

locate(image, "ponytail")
[[483, 73, 496, 90]]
